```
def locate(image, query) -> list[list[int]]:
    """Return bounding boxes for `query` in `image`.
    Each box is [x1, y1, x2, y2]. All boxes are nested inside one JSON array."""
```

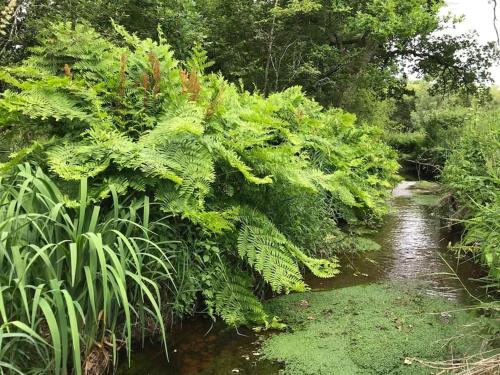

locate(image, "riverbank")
[[260, 181, 491, 374]]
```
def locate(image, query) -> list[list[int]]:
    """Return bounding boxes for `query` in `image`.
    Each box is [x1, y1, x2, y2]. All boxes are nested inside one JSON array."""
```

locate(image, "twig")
[[493, 0, 500, 46]]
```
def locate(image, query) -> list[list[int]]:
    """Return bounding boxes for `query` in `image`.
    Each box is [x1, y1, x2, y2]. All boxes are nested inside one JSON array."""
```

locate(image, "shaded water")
[[121, 181, 484, 375]]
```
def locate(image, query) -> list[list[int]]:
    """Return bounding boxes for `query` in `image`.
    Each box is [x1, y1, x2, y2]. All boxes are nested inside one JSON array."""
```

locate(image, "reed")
[[0, 164, 175, 374]]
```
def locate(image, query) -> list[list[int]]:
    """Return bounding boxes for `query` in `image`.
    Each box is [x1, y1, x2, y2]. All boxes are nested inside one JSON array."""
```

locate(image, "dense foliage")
[[0, 1, 497, 374], [198, 0, 498, 110], [385, 81, 500, 280], [378, 76, 499, 280], [0, 0, 206, 63], [442, 110, 500, 280], [1, 1, 497, 119], [0, 22, 399, 373]]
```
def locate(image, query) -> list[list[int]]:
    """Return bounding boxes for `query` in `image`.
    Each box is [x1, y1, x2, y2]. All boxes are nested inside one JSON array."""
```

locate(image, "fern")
[[205, 263, 267, 326], [206, 138, 273, 185], [1, 88, 93, 122], [47, 143, 111, 180], [0, 22, 400, 336], [237, 207, 338, 293]]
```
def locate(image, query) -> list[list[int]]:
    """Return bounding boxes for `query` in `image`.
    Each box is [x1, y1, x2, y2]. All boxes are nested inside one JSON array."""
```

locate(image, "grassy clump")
[[262, 282, 483, 375], [442, 111, 500, 280]]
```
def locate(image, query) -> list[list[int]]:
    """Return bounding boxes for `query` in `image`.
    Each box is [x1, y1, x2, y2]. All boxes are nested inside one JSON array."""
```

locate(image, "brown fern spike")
[[188, 71, 201, 101], [142, 73, 150, 107], [148, 52, 161, 96], [63, 64, 72, 80], [188, 72, 201, 102], [180, 69, 189, 94], [179, 70, 201, 101], [118, 53, 127, 97]]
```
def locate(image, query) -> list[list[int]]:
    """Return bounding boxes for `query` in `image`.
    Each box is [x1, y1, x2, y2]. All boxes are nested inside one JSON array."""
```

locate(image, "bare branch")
[[493, 0, 500, 45]]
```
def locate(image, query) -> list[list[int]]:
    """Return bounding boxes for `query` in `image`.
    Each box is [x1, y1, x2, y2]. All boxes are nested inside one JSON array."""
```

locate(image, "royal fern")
[[0, 22, 399, 332]]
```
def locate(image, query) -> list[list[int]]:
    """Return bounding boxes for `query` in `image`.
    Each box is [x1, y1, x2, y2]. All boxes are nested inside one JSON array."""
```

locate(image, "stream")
[[121, 181, 484, 374]]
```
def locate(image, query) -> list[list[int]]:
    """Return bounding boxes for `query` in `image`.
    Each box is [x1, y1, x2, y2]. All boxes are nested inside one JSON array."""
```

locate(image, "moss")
[[406, 180, 442, 206], [410, 193, 442, 207], [262, 282, 482, 375], [409, 180, 441, 192]]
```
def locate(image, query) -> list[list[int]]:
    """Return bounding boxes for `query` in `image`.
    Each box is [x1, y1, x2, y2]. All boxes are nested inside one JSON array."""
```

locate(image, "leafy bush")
[[0, 22, 399, 372], [442, 110, 500, 279]]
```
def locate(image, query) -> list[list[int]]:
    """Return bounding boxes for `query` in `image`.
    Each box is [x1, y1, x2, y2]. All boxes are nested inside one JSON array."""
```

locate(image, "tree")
[[1, 0, 497, 122], [0, 0, 206, 63], [199, 0, 498, 109]]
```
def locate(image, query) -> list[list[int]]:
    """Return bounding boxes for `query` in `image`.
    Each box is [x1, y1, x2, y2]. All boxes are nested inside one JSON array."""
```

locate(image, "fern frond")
[[290, 246, 340, 279], [318, 171, 359, 207], [207, 139, 273, 185], [1, 88, 93, 123], [185, 208, 239, 233], [205, 262, 267, 326], [47, 144, 110, 180], [0, 140, 53, 173], [237, 208, 307, 293], [143, 110, 205, 141]]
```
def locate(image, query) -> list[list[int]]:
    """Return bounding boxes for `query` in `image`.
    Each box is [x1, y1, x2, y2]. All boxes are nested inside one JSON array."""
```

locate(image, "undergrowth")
[[442, 111, 500, 281]]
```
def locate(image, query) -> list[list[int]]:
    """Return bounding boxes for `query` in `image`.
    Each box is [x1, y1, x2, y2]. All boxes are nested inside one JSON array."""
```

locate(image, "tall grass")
[[454, 191, 500, 282], [0, 164, 176, 374]]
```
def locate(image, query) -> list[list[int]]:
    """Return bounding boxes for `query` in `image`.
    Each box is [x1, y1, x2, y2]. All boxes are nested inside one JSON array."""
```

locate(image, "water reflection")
[[120, 318, 278, 375], [308, 181, 483, 301]]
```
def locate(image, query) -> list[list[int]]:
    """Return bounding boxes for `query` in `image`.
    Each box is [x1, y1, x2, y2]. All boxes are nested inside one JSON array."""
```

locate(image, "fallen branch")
[[406, 351, 500, 375]]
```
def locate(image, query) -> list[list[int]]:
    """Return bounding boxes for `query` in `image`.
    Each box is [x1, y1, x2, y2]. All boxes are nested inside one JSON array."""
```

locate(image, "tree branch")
[[493, 0, 500, 46]]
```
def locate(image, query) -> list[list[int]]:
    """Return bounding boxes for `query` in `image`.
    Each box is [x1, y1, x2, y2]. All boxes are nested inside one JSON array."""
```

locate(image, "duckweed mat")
[[262, 282, 482, 375]]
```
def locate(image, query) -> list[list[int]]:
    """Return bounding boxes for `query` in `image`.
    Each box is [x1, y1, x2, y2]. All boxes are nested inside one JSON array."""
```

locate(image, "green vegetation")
[[382, 81, 499, 281], [443, 110, 500, 280], [0, 0, 498, 374], [262, 282, 483, 375], [0, 165, 172, 374], [0, 22, 399, 373]]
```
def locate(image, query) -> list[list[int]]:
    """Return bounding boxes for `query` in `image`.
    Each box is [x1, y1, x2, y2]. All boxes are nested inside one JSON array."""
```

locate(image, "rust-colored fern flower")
[[64, 64, 73, 79], [148, 52, 161, 95]]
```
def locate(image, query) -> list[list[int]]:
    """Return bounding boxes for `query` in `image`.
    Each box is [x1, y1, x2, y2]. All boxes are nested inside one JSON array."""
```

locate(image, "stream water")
[[121, 181, 484, 375]]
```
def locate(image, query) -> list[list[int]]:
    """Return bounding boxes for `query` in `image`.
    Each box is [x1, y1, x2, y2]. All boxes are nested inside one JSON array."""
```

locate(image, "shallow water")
[[120, 181, 484, 375], [308, 181, 483, 300]]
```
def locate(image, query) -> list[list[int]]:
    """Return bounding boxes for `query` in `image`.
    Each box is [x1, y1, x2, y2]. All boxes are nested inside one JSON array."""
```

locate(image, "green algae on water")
[[262, 282, 482, 375], [410, 193, 442, 207], [408, 180, 441, 192]]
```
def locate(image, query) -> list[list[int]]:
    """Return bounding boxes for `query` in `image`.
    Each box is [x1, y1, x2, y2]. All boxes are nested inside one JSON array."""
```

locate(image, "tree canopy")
[[1, 0, 498, 111]]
